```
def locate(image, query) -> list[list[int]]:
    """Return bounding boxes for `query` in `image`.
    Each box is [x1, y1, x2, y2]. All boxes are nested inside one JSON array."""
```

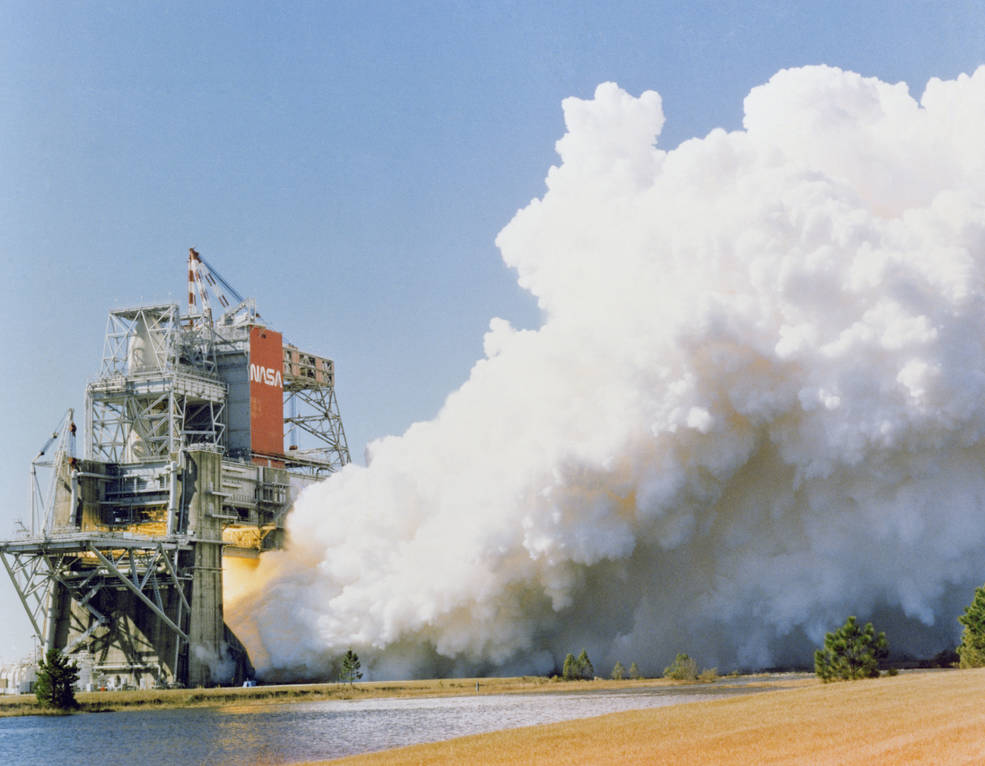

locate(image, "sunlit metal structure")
[[0, 251, 350, 688]]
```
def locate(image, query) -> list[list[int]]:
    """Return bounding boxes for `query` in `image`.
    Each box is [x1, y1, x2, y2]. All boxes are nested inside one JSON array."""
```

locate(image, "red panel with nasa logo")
[[249, 326, 284, 457]]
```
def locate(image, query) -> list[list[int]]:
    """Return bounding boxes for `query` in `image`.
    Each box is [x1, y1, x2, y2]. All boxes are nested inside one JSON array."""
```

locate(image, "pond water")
[[0, 682, 769, 765]]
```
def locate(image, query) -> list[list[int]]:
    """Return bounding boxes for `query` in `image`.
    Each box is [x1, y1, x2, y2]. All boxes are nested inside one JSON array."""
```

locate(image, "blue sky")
[[1, 0, 983, 661]]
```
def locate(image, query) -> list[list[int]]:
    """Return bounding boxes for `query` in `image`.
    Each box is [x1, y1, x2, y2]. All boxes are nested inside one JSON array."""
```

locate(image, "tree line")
[[29, 583, 985, 710], [813, 580, 985, 682]]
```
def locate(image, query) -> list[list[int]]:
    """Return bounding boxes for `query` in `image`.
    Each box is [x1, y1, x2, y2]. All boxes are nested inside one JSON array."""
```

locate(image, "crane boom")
[[187, 248, 257, 325]]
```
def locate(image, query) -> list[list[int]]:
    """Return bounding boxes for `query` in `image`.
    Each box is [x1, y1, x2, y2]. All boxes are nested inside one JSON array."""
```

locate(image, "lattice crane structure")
[[0, 251, 351, 688]]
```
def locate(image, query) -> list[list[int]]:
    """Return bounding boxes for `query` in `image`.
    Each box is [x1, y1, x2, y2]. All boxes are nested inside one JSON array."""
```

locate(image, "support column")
[[44, 579, 67, 652], [185, 450, 226, 687]]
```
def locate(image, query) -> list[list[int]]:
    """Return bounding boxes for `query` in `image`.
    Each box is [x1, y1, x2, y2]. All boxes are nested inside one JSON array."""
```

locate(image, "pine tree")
[[663, 653, 698, 681], [35, 648, 80, 709], [958, 585, 985, 667], [561, 653, 578, 680], [814, 616, 889, 681], [338, 649, 363, 686], [628, 662, 642, 680], [576, 649, 594, 680], [610, 661, 625, 680]]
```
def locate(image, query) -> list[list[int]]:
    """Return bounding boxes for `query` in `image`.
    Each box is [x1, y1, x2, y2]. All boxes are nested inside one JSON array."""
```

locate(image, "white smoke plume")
[[227, 65, 985, 679]]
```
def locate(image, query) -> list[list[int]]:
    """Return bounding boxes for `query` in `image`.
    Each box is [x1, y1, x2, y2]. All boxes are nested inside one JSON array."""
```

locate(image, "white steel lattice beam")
[[283, 387, 351, 471], [0, 550, 51, 643]]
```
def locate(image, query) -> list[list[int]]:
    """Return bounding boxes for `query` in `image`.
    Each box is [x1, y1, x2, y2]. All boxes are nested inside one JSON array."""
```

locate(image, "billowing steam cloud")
[[227, 65, 985, 679]]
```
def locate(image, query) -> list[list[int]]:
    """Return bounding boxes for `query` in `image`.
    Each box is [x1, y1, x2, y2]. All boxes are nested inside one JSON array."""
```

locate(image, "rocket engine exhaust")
[[227, 65, 985, 679]]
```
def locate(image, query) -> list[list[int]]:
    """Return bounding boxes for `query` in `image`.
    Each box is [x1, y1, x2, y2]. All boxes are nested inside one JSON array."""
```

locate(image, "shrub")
[[35, 648, 79, 709], [663, 653, 698, 681], [958, 585, 985, 668], [814, 616, 888, 681], [697, 667, 719, 682]]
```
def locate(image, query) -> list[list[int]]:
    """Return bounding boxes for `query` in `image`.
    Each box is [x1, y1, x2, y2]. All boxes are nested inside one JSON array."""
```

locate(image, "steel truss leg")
[[0, 550, 51, 644]]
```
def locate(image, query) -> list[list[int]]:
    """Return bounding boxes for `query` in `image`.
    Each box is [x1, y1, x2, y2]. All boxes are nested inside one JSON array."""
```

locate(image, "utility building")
[[0, 251, 350, 688]]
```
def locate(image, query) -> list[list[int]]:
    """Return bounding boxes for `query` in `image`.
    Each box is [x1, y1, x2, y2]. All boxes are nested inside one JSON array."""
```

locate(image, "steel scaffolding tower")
[[1, 252, 351, 688], [86, 304, 227, 462]]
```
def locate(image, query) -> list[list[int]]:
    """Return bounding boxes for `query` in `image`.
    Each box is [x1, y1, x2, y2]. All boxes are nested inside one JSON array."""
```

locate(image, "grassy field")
[[316, 668, 985, 766]]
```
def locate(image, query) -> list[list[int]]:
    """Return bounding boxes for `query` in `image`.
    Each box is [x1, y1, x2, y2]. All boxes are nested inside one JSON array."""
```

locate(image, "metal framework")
[[2, 250, 353, 687], [284, 372, 351, 474], [29, 409, 77, 536], [86, 305, 226, 462], [188, 247, 259, 329], [0, 534, 193, 678]]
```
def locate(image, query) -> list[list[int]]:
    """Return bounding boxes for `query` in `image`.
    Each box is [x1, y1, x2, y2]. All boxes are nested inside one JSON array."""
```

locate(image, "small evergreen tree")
[[610, 661, 625, 680], [958, 585, 985, 667], [628, 662, 642, 680], [338, 649, 363, 686], [663, 653, 698, 681], [576, 649, 594, 680], [35, 648, 79, 709], [561, 653, 578, 680], [814, 616, 888, 681]]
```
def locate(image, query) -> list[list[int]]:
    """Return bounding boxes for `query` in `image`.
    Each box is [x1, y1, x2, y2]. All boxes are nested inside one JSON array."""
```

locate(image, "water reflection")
[[0, 682, 770, 766]]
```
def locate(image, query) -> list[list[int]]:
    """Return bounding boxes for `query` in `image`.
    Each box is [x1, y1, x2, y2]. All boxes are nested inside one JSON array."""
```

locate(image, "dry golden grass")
[[318, 669, 985, 766]]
